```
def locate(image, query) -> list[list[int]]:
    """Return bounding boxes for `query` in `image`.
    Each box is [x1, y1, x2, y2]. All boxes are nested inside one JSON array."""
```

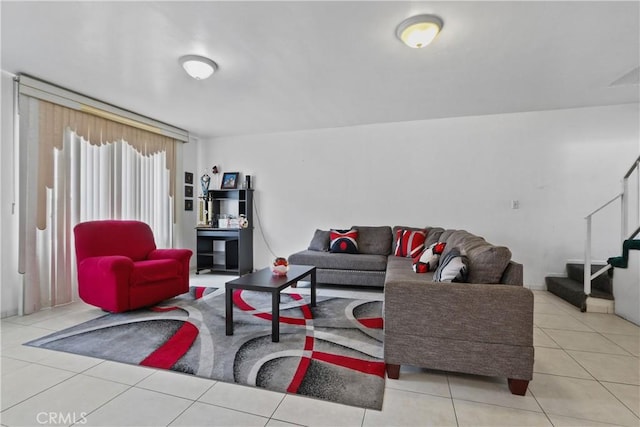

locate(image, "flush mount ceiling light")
[[179, 55, 218, 80], [396, 14, 443, 48]]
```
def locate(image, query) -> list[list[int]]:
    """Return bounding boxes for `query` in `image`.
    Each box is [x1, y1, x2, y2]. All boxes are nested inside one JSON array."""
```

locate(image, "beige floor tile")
[[3, 302, 96, 326], [83, 360, 155, 385], [83, 387, 192, 426], [533, 347, 593, 379], [575, 313, 640, 335], [1, 363, 75, 411], [535, 302, 565, 315], [1, 322, 53, 349], [1, 356, 31, 375], [30, 309, 106, 331], [568, 350, 640, 385], [602, 381, 640, 418], [604, 333, 640, 356], [362, 388, 457, 427], [272, 394, 366, 427], [266, 419, 305, 427], [529, 373, 639, 426], [1, 343, 60, 364], [447, 373, 542, 412], [136, 369, 216, 400], [169, 401, 269, 426], [32, 349, 103, 373], [198, 381, 284, 418], [543, 329, 630, 355], [453, 399, 552, 426], [385, 366, 450, 397], [533, 313, 594, 332], [546, 414, 627, 426], [0, 373, 129, 426], [534, 327, 560, 348]]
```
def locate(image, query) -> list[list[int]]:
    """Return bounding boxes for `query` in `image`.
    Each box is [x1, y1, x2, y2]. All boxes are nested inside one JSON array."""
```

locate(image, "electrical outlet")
[[511, 200, 520, 209]]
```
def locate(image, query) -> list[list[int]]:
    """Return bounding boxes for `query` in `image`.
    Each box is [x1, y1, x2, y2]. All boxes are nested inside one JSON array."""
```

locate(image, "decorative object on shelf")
[[271, 257, 289, 276], [185, 199, 193, 211], [244, 175, 251, 190], [185, 171, 194, 184], [221, 172, 239, 189], [239, 214, 249, 228], [200, 173, 211, 196], [185, 185, 193, 198], [198, 200, 208, 225], [212, 165, 219, 188]]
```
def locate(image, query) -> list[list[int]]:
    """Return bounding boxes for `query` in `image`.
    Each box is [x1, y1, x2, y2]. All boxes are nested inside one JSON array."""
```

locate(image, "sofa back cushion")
[[308, 229, 331, 252], [424, 227, 445, 247], [74, 220, 156, 262], [441, 230, 512, 284], [352, 225, 392, 255]]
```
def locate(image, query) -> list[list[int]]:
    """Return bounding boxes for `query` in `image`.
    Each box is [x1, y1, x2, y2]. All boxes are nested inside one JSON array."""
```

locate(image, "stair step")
[[545, 276, 614, 312], [566, 263, 612, 294], [546, 277, 587, 311]]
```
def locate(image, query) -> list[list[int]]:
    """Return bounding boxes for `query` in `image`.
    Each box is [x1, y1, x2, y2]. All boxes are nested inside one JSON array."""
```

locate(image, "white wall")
[[176, 135, 198, 267], [1, 72, 21, 317], [198, 104, 639, 288]]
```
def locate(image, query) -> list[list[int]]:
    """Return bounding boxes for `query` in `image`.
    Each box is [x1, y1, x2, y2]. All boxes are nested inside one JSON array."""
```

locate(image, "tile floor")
[[1, 275, 639, 427]]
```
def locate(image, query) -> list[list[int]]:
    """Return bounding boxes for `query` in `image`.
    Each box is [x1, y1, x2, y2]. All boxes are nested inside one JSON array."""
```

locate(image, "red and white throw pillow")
[[330, 229, 359, 254], [394, 229, 427, 258], [412, 242, 446, 273]]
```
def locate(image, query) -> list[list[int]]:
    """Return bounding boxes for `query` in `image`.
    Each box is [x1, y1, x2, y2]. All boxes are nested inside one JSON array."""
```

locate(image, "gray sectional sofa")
[[288, 225, 534, 395]]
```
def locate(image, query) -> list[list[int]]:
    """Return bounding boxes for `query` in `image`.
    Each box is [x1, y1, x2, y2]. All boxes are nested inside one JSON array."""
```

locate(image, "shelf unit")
[[196, 189, 253, 275]]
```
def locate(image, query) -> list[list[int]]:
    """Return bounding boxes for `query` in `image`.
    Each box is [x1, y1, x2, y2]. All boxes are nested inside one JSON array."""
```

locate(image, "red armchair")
[[74, 220, 193, 312]]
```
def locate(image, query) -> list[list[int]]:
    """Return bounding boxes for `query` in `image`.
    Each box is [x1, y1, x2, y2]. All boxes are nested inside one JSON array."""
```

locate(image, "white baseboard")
[[586, 297, 615, 314]]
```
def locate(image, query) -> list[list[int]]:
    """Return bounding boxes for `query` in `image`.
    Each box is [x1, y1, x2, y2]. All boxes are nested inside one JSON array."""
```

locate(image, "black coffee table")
[[225, 265, 316, 342]]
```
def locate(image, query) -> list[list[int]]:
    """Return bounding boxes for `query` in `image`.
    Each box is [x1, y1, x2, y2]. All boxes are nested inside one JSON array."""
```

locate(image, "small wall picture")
[[185, 172, 193, 184], [221, 172, 240, 189], [185, 185, 193, 198], [185, 199, 193, 211]]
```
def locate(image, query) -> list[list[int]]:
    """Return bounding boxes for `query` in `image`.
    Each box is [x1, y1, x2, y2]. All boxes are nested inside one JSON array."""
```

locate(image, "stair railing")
[[584, 155, 640, 296]]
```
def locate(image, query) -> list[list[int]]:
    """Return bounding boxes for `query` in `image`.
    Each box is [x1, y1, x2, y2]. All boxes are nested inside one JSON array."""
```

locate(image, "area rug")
[[26, 287, 385, 410]]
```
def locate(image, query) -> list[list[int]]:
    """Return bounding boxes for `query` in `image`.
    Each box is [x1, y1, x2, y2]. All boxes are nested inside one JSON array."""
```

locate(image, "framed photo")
[[184, 172, 193, 184], [184, 199, 193, 211], [185, 185, 193, 198], [221, 172, 240, 189]]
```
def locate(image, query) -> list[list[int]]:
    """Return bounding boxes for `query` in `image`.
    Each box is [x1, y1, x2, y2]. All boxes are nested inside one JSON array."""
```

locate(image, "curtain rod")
[[16, 74, 190, 142]]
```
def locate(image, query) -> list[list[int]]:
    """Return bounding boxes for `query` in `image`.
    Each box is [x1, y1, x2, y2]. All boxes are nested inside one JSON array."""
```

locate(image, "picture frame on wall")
[[185, 185, 193, 198], [185, 172, 193, 184], [221, 172, 240, 189], [185, 199, 193, 211]]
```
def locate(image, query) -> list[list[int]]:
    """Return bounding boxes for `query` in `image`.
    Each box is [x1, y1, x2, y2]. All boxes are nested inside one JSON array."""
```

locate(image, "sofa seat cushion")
[[386, 256, 435, 284], [288, 250, 388, 271], [441, 230, 512, 284], [131, 259, 181, 286]]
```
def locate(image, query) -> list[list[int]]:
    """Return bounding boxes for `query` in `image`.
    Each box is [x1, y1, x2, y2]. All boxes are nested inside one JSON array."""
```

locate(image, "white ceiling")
[[2, 1, 639, 139]]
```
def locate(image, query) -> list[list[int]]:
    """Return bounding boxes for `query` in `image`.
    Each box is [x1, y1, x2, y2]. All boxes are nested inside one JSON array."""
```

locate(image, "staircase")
[[545, 155, 639, 314], [546, 263, 613, 312]]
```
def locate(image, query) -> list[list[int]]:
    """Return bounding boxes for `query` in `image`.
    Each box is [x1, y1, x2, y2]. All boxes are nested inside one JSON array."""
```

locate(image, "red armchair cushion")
[[131, 259, 181, 286]]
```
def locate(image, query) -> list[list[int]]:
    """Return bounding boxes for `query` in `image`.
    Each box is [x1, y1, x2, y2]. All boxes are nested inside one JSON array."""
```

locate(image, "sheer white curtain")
[[19, 96, 177, 314]]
